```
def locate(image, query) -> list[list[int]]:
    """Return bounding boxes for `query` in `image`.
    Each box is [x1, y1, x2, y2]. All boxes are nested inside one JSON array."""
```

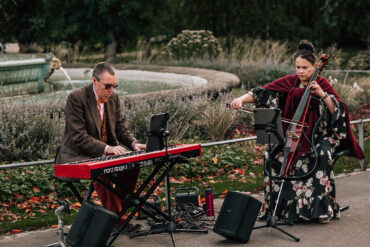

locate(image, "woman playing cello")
[[230, 40, 365, 224]]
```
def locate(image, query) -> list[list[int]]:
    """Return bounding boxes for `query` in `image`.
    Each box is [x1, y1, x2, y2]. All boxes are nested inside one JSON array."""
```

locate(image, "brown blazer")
[[55, 83, 137, 164]]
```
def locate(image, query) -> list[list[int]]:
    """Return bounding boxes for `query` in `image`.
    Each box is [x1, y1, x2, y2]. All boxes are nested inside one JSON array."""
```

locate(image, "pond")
[[1, 67, 207, 103]]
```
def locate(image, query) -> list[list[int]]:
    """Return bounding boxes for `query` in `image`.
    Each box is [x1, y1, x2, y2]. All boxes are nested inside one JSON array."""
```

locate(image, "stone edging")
[[63, 63, 240, 99]]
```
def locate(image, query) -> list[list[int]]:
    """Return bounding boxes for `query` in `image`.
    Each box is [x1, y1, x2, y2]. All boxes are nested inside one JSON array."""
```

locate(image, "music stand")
[[130, 113, 207, 247], [252, 108, 300, 242], [146, 113, 170, 152]]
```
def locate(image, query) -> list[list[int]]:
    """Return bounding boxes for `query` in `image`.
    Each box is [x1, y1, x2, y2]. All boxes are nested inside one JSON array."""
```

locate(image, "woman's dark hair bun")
[[294, 40, 317, 64], [298, 40, 315, 54]]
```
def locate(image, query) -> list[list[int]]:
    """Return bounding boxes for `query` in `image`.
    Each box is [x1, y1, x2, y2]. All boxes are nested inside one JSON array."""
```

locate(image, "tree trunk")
[[145, 37, 152, 58], [105, 31, 117, 63]]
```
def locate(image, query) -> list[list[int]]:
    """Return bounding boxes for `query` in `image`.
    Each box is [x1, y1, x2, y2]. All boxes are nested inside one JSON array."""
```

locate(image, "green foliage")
[[321, 0, 369, 47], [0, 0, 46, 44], [334, 139, 370, 173], [1, 0, 369, 54], [0, 207, 77, 235], [1, 0, 169, 58], [167, 30, 222, 60], [168, 142, 256, 178]]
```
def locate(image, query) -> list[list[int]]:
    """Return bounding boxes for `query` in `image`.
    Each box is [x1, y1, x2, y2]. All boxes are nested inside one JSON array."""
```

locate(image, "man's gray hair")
[[92, 62, 115, 81]]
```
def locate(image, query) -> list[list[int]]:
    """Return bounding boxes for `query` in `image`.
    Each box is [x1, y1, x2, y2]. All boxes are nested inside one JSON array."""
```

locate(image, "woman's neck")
[[301, 80, 309, 86]]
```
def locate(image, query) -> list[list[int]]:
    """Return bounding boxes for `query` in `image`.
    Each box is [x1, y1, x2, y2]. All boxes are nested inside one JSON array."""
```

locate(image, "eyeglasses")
[[102, 83, 118, 89]]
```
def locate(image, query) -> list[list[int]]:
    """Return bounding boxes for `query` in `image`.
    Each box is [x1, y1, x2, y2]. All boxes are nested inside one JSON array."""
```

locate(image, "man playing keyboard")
[[55, 62, 145, 232]]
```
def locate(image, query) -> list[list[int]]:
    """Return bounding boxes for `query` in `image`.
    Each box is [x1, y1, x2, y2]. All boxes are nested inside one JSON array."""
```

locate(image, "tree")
[[1, 0, 367, 56], [1, 0, 170, 61], [321, 0, 369, 48], [44, 0, 169, 62], [0, 0, 48, 47]]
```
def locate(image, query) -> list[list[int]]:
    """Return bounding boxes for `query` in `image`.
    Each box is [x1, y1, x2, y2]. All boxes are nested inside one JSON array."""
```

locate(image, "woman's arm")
[[309, 81, 335, 115], [321, 93, 336, 115], [230, 92, 255, 109]]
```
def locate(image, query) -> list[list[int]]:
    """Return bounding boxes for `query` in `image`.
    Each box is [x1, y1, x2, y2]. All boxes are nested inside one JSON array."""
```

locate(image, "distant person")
[[55, 62, 145, 232], [0, 42, 6, 53], [230, 40, 364, 224]]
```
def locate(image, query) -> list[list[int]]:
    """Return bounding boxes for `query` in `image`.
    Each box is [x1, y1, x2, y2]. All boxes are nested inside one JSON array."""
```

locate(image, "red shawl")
[[263, 74, 365, 159]]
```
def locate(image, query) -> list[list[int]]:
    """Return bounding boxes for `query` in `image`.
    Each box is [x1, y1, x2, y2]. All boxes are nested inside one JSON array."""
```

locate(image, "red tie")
[[96, 98, 107, 142]]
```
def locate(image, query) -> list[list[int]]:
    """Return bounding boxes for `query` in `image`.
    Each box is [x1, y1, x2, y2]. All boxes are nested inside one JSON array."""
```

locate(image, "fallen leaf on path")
[[10, 230, 22, 234], [213, 157, 218, 164]]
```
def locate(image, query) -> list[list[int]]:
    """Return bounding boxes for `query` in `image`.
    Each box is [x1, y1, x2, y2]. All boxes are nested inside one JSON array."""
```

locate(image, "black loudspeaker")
[[213, 191, 262, 243], [66, 201, 118, 247]]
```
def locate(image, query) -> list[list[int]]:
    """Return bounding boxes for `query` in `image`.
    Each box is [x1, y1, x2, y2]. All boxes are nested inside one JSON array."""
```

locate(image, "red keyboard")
[[54, 144, 201, 179]]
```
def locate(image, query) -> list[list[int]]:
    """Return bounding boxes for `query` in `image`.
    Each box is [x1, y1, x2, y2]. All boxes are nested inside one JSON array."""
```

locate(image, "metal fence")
[[1, 118, 369, 171], [349, 118, 369, 170]]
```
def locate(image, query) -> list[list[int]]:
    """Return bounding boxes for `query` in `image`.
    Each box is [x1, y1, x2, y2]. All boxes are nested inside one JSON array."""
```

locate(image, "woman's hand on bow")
[[230, 98, 243, 109], [230, 93, 254, 109]]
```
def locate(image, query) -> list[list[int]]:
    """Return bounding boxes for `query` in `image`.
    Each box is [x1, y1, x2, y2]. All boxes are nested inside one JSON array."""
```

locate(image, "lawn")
[[1, 139, 368, 235]]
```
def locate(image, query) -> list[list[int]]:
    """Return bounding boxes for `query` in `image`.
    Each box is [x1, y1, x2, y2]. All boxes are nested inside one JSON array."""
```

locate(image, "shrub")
[[0, 101, 65, 162], [167, 30, 222, 60], [125, 91, 225, 141], [219, 38, 291, 66], [329, 76, 368, 113], [0, 89, 240, 163], [121, 89, 220, 142], [347, 50, 369, 70], [199, 103, 235, 141]]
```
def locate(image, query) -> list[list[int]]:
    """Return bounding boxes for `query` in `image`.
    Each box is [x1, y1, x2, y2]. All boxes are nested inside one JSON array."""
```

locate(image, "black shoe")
[[257, 214, 267, 222]]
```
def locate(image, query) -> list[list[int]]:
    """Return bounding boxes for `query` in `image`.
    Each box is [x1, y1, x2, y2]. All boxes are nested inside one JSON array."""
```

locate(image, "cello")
[[275, 54, 329, 180]]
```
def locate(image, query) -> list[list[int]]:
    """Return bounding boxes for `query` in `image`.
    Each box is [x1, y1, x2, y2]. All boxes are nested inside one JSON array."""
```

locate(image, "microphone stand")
[[162, 129, 177, 246]]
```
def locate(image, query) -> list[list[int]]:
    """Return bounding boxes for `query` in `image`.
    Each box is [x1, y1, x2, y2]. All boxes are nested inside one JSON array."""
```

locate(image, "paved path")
[[1, 170, 369, 247]]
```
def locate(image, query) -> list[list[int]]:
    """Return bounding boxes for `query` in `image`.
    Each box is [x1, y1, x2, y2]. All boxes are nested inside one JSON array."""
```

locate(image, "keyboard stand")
[[129, 133, 208, 247], [107, 154, 208, 247], [64, 153, 203, 247]]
